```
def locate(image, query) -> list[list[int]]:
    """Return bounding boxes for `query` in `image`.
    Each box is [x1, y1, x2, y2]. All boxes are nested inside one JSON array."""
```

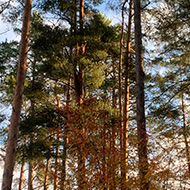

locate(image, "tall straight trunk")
[[28, 162, 34, 190], [181, 94, 190, 177], [19, 161, 25, 190], [123, 0, 133, 189], [44, 158, 50, 190], [119, 2, 127, 187], [2, 2, 32, 189], [134, 0, 149, 189]]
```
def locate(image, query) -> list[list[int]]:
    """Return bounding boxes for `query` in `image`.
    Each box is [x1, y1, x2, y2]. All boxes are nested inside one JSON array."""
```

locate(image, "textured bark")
[[134, 0, 149, 189], [123, 1, 133, 189], [1, 1, 32, 190]]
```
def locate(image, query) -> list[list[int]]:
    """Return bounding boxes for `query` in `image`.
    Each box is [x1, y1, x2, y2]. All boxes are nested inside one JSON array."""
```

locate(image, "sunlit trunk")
[[1, 1, 32, 189]]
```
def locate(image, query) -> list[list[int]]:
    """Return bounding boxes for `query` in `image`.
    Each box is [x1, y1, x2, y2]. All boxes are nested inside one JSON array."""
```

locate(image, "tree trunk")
[[18, 161, 25, 190], [181, 94, 190, 177], [134, 0, 149, 189], [123, 0, 133, 189], [44, 158, 50, 190], [1, 1, 32, 189], [28, 162, 34, 190]]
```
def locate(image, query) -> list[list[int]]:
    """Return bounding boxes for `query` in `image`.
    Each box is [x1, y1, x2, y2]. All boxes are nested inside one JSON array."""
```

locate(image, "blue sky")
[[0, 2, 120, 43]]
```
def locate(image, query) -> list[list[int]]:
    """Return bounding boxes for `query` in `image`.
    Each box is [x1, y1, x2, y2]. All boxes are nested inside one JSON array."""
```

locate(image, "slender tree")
[[1, 1, 32, 189], [134, 0, 149, 189]]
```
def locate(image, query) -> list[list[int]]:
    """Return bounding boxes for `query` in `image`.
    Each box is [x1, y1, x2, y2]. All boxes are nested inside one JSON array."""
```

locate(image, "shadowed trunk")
[[134, 0, 149, 189], [1, 1, 32, 189]]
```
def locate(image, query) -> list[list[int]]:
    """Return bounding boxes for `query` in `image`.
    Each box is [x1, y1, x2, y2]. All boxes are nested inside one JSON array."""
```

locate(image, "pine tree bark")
[[123, 0, 133, 189], [1, 1, 32, 190], [134, 0, 149, 189]]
